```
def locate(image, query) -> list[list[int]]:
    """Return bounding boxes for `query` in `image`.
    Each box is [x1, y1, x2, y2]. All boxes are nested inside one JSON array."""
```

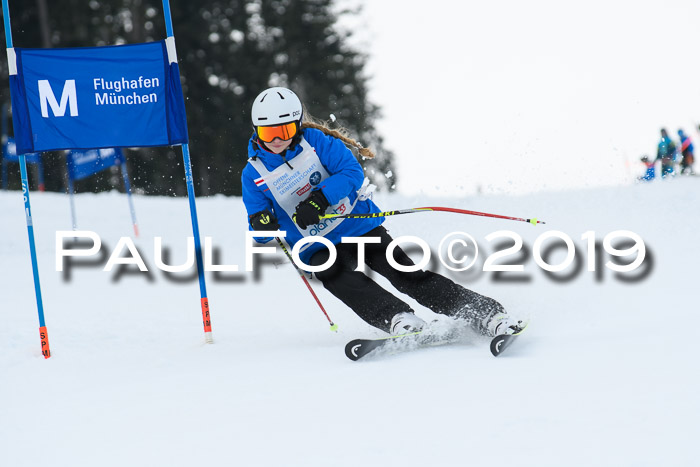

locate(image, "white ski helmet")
[[251, 87, 303, 127]]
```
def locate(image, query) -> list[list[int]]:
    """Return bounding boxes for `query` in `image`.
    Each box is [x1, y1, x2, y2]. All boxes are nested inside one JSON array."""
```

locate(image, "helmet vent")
[[251, 87, 301, 126]]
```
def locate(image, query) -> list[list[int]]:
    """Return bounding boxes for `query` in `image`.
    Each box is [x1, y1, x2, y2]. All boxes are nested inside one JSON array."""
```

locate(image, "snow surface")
[[1, 180, 697, 466]]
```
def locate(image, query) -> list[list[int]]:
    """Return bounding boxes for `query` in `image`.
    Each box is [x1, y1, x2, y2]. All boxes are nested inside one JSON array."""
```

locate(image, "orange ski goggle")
[[256, 122, 298, 143]]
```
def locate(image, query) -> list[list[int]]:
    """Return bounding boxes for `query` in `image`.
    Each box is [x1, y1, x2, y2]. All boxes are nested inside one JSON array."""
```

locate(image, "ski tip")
[[345, 339, 364, 361], [490, 334, 516, 357], [345, 337, 388, 361]]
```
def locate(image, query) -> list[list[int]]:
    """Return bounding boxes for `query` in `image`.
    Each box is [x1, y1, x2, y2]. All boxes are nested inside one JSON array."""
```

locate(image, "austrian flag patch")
[[254, 177, 265, 186]]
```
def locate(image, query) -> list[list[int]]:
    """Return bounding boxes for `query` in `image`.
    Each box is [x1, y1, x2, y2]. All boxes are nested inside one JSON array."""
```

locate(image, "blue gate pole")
[[19, 156, 51, 357], [120, 161, 140, 238], [67, 171, 77, 230], [36, 157, 45, 191], [3, 0, 51, 358], [162, 0, 213, 343], [117, 150, 139, 237], [2, 95, 8, 190]]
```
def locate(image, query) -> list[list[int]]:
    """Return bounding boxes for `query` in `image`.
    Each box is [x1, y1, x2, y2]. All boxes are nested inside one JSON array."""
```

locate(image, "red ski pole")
[[275, 237, 338, 332]]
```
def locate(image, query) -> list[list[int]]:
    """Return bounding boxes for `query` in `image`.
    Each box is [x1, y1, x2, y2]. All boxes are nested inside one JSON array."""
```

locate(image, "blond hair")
[[301, 112, 375, 159]]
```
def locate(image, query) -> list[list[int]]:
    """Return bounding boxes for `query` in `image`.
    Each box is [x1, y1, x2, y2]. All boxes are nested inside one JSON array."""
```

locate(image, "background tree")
[[0, 0, 397, 195]]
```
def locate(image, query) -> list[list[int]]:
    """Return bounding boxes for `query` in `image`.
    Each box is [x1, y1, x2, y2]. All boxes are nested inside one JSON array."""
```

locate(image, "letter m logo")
[[38, 79, 79, 117]]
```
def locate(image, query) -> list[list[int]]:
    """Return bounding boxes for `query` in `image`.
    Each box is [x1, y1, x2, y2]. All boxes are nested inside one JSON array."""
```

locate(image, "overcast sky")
[[339, 0, 700, 196]]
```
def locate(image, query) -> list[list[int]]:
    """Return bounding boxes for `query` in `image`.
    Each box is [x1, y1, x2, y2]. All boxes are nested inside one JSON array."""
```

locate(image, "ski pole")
[[275, 237, 338, 332], [320, 206, 546, 225]]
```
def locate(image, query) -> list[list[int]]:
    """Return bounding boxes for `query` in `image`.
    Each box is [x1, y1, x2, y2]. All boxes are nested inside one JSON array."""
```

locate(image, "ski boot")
[[390, 312, 426, 336]]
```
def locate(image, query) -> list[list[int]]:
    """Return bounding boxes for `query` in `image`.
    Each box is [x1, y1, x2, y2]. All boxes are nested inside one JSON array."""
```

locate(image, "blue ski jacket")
[[657, 136, 676, 160], [241, 127, 384, 264]]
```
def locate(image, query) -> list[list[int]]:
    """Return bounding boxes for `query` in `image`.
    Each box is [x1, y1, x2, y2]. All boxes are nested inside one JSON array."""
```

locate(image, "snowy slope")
[[0, 179, 697, 467]]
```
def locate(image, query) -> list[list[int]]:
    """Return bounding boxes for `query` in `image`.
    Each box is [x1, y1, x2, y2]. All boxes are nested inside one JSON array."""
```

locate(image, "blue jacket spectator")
[[656, 128, 676, 178]]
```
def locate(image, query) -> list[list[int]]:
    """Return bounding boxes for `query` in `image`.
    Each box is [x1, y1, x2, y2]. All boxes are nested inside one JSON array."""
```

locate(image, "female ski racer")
[[241, 86, 522, 338]]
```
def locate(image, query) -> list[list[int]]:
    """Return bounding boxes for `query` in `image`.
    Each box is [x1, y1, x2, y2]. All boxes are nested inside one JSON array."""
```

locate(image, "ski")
[[345, 336, 402, 361], [489, 323, 528, 357], [345, 326, 462, 361], [346, 321, 529, 360], [489, 334, 518, 357]]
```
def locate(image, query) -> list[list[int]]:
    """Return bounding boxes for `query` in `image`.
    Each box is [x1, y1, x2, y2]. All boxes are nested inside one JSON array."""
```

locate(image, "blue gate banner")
[[2, 138, 42, 164], [67, 147, 125, 181], [9, 41, 188, 154]]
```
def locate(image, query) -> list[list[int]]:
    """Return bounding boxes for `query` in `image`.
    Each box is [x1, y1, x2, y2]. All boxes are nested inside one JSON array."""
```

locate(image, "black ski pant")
[[309, 226, 504, 333]]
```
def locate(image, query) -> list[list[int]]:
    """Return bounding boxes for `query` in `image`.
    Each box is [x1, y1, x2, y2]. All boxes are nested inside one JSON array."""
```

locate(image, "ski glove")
[[293, 190, 330, 230], [249, 209, 280, 231]]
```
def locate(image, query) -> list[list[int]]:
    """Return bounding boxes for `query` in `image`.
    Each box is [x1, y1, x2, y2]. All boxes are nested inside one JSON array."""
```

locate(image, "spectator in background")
[[678, 129, 695, 175], [639, 155, 655, 181], [656, 128, 676, 178]]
